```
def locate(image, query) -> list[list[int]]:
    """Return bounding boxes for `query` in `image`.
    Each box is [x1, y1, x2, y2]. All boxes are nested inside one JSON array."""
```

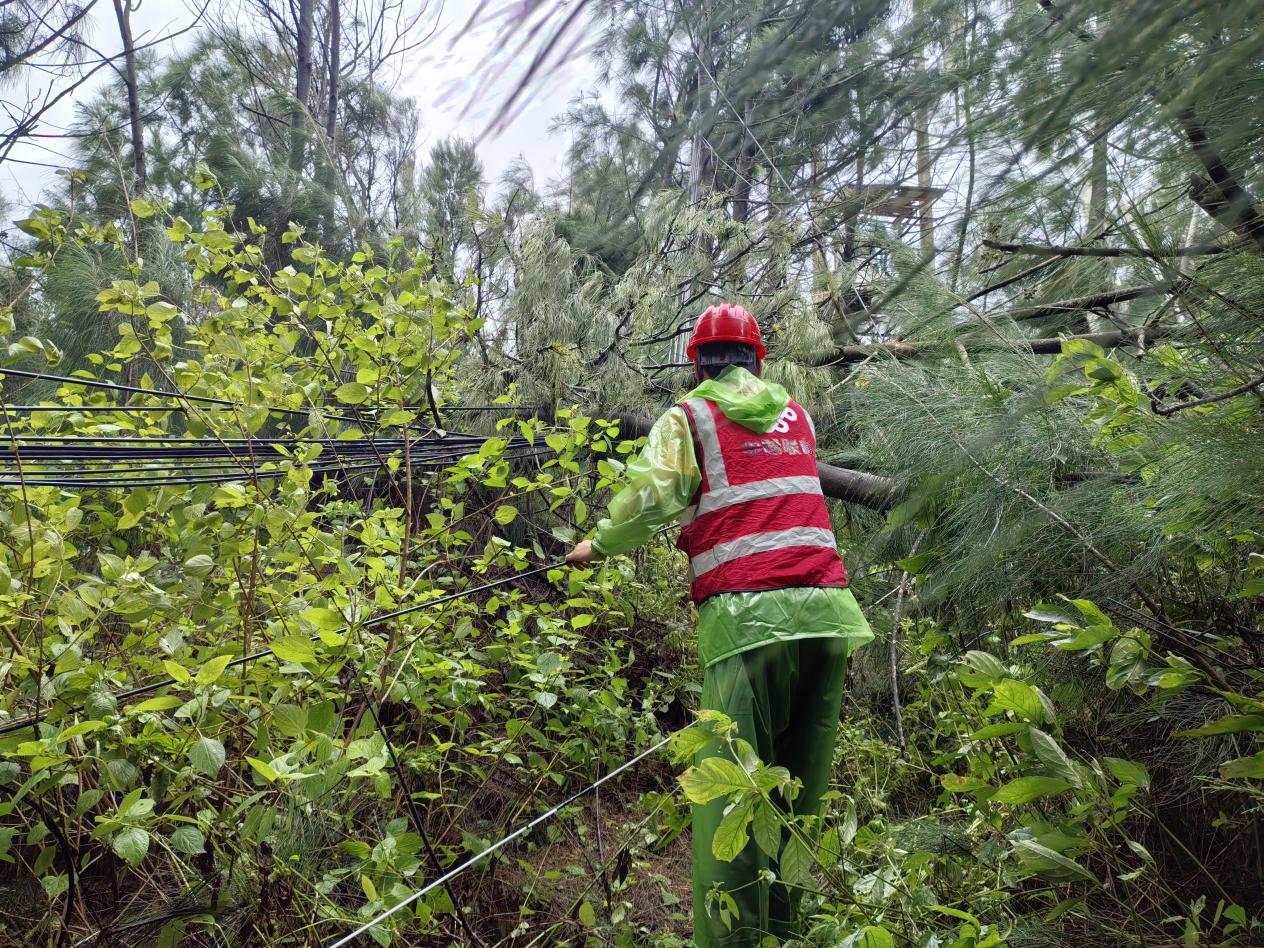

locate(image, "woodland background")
[[0, 0, 1262, 945]]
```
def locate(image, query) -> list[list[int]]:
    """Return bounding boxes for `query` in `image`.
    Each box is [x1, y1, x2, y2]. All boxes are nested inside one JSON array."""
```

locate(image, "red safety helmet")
[[685, 302, 766, 361]]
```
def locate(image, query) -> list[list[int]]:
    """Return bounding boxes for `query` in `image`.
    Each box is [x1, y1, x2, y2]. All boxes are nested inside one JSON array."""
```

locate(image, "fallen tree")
[[818, 325, 1177, 366]]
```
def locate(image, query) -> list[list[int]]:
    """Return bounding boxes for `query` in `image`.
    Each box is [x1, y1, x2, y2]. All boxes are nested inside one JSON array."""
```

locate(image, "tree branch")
[[1180, 111, 1264, 253], [820, 325, 1177, 365], [982, 238, 1230, 258]]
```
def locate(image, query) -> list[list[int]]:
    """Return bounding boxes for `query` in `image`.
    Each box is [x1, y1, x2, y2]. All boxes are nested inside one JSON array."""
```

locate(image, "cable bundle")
[[0, 367, 545, 489]]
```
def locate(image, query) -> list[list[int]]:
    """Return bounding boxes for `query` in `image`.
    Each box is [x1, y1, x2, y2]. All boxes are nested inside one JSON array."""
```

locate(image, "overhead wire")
[[324, 734, 673, 948]]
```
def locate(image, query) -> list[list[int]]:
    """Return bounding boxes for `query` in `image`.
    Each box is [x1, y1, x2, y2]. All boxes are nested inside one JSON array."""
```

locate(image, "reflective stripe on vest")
[[681, 397, 728, 490], [696, 474, 822, 516], [688, 526, 839, 580], [676, 397, 848, 601]]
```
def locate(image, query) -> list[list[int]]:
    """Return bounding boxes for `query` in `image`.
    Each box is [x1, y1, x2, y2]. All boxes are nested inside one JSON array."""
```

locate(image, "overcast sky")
[[1, 1, 593, 218]]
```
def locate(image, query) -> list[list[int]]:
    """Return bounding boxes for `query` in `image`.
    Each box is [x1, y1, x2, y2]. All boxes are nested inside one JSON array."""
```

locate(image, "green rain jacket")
[[591, 366, 872, 668]]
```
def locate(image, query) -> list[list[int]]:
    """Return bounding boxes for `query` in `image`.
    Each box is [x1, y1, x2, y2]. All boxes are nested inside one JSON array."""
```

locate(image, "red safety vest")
[[676, 396, 849, 603]]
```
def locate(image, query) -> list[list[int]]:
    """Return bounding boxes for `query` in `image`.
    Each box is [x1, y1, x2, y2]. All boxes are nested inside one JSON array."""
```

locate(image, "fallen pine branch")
[[982, 238, 1230, 258], [819, 325, 1177, 365]]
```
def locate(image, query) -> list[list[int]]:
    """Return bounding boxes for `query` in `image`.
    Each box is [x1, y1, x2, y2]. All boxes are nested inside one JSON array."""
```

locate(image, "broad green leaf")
[[130, 696, 182, 713], [128, 197, 158, 218], [117, 488, 151, 530], [270, 636, 317, 664], [170, 826, 205, 854], [861, 927, 895, 948], [183, 554, 215, 578], [162, 660, 191, 684], [245, 756, 279, 782], [992, 776, 1074, 805], [963, 650, 1007, 679], [188, 737, 225, 777], [112, 826, 150, 865], [494, 505, 518, 525], [301, 607, 344, 631], [1220, 752, 1264, 779], [779, 834, 814, 888], [1029, 728, 1078, 783], [271, 704, 308, 738], [1177, 714, 1264, 737], [968, 722, 1029, 741], [986, 679, 1044, 723], [196, 654, 233, 685], [577, 901, 597, 927], [678, 757, 752, 804], [941, 773, 991, 793], [712, 797, 753, 862], [335, 382, 370, 404], [54, 720, 106, 744], [1012, 839, 1099, 884], [669, 726, 717, 762], [751, 800, 781, 859], [1104, 757, 1150, 789]]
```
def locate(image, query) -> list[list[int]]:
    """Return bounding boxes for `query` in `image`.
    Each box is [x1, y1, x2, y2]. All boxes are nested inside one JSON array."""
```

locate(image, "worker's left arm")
[[566, 407, 700, 562]]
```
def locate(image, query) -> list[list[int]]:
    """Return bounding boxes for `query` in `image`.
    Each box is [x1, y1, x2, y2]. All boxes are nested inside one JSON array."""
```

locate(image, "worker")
[[566, 302, 873, 947]]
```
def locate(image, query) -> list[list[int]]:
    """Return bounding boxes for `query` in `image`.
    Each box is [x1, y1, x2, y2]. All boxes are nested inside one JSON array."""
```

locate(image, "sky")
[[1, 0, 594, 217]]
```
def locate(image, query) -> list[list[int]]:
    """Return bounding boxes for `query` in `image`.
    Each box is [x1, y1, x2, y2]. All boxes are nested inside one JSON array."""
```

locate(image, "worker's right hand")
[[565, 540, 597, 563]]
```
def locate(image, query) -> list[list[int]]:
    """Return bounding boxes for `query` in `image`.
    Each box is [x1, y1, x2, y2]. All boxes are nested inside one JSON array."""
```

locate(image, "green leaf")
[[493, 505, 518, 525], [270, 636, 316, 664], [1029, 728, 1078, 783], [678, 757, 752, 804], [188, 737, 225, 777], [861, 926, 895, 948], [130, 696, 182, 714], [300, 607, 344, 631], [1220, 752, 1264, 779], [162, 660, 191, 684], [669, 726, 717, 762], [335, 382, 370, 404], [986, 679, 1045, 723], [968, 722, 1029, 741], [112, 827, 150, 866], [196, 654, 233, 685], [962, 650, 1007, 679], [170, 826, 205, 854], [1012, 839, 1099, 884], [1177, 714, 1264, 737], [1104, 757, 1150, 789], [577, 901, 597, 928], [41, 873, 69, 900], [779, 834, 814, 888], [183, 554, 215, 579], [940, 773, 991, 793], [54, 720, 106, 744], [117, 488, 151, 530], [751, 800, 781, 859], [245, 756, 279, 782], [712, 797, 753, 862], [992, 776, 1074, 805], [128, 197, 158, 218]]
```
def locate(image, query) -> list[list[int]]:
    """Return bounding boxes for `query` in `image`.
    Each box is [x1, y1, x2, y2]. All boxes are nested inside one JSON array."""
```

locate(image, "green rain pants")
[[692, 635, 850, 948]]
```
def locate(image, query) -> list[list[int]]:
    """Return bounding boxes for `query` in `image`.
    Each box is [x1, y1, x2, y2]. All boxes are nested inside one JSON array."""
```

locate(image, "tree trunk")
[[111, 0, 145, 190], [289, 0, 316, 174], [843, 148, 863, 263], [916, 102, 933, 260], [325, 0, 340, 143], [1083, 112, 1112, 331]]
